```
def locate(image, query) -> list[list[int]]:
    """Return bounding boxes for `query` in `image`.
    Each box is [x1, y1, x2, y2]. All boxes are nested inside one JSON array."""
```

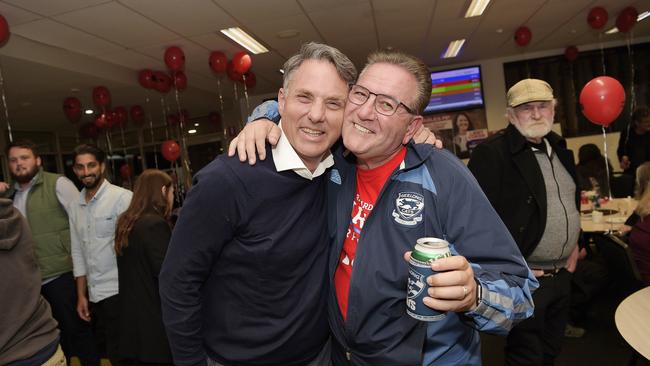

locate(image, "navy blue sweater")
[[160, 148, 330, 366]]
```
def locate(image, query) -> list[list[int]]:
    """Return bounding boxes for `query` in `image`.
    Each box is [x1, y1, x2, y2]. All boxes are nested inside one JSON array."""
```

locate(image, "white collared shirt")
[[68, 179, 132, 303], [271, 121, 334, 180]]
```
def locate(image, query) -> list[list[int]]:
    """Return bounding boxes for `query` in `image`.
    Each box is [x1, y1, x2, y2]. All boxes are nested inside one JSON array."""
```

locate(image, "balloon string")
[[602, 126, 612, 199], [161, 96, 170, 140], [145, 95, 159, 169], [217, 77, 224, 114], [598, 32, 606, 75], [0, 62, 13, 142], [242, 75, 250, 128], [173, 87, 192, 192]]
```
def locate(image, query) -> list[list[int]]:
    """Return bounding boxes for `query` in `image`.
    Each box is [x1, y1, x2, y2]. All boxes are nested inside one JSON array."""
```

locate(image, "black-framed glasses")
[[348, 84, 415, 116]]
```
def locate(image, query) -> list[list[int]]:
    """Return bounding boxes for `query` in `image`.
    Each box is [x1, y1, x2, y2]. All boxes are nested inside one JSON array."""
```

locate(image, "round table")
[[615, 286, 650, 360]]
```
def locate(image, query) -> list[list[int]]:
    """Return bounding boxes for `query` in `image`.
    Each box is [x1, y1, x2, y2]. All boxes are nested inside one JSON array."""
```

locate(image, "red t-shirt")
[[334, 147, 407, 320]]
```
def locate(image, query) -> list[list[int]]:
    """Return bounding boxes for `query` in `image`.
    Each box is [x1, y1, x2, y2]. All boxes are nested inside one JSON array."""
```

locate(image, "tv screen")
[[423, 66, 484, 114]]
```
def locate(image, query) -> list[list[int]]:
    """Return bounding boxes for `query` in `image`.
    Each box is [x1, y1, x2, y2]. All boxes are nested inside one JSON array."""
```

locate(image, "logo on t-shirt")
[[392, 192, 424, 226]]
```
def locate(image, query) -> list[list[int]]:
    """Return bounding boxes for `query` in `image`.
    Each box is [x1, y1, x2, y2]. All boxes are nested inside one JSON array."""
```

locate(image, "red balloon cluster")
[[209, 50, 254, 84], [153, 71, 172, 93], [588, 7, 608, 30], [514, 26, 532, 47], [130, 105, 145, 125], [92, 86, 111, 108], [0, 14, 9, 46], [63, 97, 82, 123], [579, 76, 626, 127], [564, 46, 579, 62], [139, 69, 155, 89], [161, 140, 181, 161], [616, 6, 638, 33], [79, 122, 99, 140], [94, 113, 109, 129]]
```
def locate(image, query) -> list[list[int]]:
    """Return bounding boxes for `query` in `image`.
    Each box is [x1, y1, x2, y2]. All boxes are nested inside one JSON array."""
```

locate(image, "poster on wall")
[[422, 108, 488, 159]]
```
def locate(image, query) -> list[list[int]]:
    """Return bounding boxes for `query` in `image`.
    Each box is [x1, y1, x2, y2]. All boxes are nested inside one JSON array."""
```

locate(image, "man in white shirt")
[[0, 139, 100, 365], [68, 144, 132, 365]]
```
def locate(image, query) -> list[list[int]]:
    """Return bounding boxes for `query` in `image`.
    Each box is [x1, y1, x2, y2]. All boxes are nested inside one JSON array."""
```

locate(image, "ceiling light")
[[220, 27, 268, 54], [276, 29, 300, 39], [465, 0, 490, 18], [84, 109, 94, 115], [188, 129, 197, 134], [194, 123, 199, 127], [279, 69, 285, 74], [442, 39, 466, 58], [605, 27, 619, 34]]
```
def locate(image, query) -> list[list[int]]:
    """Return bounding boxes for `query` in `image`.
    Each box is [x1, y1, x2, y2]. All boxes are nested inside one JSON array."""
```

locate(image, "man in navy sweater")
[[159, 42, 356, 366]]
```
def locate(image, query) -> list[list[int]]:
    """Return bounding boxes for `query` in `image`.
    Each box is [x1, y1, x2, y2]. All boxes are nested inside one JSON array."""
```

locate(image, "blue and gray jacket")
[[325, 142, 538, 365]]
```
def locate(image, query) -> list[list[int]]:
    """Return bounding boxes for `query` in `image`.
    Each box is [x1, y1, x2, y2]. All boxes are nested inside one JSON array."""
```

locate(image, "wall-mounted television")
[[423, 65, 484, 114]]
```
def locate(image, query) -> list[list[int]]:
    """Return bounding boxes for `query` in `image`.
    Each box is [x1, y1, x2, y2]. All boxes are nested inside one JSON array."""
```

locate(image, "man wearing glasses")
[[233, 50, 537, 365]]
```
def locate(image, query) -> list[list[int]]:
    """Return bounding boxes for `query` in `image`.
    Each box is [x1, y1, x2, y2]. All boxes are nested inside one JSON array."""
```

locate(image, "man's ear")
[[36, 156, 42, 167], [278, 88, 286, 116], [402, 115, 423, 145]]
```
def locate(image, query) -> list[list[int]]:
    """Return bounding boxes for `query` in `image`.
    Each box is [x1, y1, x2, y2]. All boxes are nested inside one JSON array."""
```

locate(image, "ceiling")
[[0, 0, 649, 136]]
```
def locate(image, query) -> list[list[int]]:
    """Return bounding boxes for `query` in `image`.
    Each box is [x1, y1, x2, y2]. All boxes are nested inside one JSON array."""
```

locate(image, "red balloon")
[[227, 61, 244, 83], [209, 51, 228, 74], [94, 113, 109, 129], [119, 164, 133, 179], [0, 14, 9, 46], [79, 122, 99, 140], [161, 140, 181, 162], [209, 111, 222, 131], [587, 7, 609, 30], [63, 97, 82, 123], [232, 51, 252, 74], [164, 46, 185, 71], [243, 71, 256, 88], [153, 71, 172, 93], [130, 105, 145, 125], [173, 71, 187, 91], [167, 113, 179, 126], [114, 106, 128, 127], [616, 7, 638, 33], [564, 46, 579, 62], [106, 110, 120, 129], [92, 86, 111, 108], [514, 26, 532, 47], [138, 69, 155, 89], [579, 76, 626, 127]]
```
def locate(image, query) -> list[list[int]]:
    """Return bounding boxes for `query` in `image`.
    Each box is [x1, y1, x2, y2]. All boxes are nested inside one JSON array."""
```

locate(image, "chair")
[[593, 233, 643, 297]]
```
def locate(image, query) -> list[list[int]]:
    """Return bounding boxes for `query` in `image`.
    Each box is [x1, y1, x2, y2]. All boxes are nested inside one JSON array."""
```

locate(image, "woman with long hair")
[[114, 169, 174, 365], [452, 112, 474, 159], [629, 162, 650, 285]]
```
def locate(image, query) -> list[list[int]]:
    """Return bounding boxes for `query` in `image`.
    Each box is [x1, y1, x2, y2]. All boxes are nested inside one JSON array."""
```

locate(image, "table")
[[580, 197, 637, 233], [615, 286, 650, 360]]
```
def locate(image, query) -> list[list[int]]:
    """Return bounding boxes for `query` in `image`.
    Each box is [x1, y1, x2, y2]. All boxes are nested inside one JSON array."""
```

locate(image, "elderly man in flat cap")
[[468, 79, 581, 366]]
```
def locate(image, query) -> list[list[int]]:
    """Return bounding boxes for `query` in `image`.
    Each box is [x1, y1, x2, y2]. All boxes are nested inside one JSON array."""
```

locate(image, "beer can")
[[406, 237, 452, 321]]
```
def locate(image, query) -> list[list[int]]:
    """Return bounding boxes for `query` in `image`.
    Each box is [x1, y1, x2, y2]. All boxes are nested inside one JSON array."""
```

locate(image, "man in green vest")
[[1, 140, 100, 365]]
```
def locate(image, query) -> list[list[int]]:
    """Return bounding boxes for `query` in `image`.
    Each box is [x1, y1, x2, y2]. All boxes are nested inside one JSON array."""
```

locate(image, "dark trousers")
[[91, 294, 122, 366], [505, 269, 572, 366], [41, 272, 100, 366]]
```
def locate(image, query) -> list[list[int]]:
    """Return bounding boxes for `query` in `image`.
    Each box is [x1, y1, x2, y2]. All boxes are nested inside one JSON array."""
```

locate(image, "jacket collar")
[[505, 123, 567, 155]]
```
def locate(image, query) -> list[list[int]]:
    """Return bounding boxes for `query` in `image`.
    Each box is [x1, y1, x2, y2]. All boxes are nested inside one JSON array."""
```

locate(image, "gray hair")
[[362, 50, 431, 115], [282, 42, 357, 89]]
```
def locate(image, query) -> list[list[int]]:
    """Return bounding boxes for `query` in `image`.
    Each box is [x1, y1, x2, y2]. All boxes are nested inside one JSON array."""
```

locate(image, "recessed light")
[[70, 88, 80, 93], [496, 28, 503, 34], [84, 109, 94, 115], [194, 123, 199, 127], [279, 69, 285, 74], [188, 129, 197, 134]]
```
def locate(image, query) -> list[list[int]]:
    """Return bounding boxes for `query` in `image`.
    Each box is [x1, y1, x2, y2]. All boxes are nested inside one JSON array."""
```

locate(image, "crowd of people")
[[1, 41, 649, 366]]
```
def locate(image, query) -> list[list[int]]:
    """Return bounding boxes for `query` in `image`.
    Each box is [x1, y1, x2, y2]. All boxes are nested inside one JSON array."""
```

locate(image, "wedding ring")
[[462, 285, 469, 297]]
